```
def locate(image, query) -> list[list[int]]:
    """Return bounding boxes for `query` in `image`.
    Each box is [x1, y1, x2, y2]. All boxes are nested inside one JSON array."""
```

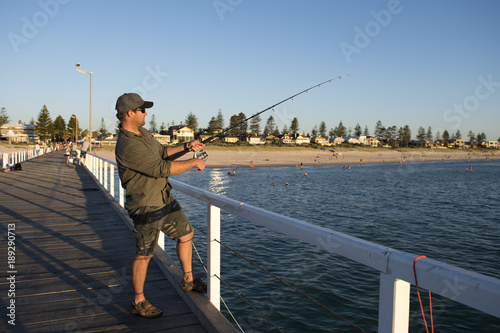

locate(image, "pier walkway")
[[0, 151, 231, 332]]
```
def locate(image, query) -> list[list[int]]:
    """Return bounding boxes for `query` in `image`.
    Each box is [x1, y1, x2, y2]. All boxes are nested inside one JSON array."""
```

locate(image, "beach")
[[2, 144, 497, 168], [63, 145, 500, 168]]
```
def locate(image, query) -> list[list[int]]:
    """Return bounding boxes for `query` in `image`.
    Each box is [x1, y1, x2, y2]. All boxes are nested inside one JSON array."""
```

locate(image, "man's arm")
[[169, 158, 206, 175], [165, 140, 205, 157]]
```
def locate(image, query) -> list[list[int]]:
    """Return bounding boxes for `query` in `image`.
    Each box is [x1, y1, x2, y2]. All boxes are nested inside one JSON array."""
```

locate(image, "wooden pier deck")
[[0, 151, 233, 333]]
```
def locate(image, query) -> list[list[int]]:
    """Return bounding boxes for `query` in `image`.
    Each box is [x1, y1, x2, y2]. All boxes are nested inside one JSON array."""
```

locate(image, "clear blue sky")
[[1, 0, 499, 141]]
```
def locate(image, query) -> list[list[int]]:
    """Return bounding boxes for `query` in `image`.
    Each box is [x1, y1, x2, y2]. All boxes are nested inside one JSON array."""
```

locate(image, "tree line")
[[0, 106, 111, 143], [148, 108, 495, 145], [1, 106, 496, 144]]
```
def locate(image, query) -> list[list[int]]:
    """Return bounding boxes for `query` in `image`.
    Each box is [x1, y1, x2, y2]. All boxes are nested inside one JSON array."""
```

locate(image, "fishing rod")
[[166, 74, 350, 161]]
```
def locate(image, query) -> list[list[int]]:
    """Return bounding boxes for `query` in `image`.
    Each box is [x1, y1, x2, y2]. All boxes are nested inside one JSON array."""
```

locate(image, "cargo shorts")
[[130, 198, 193, 257]]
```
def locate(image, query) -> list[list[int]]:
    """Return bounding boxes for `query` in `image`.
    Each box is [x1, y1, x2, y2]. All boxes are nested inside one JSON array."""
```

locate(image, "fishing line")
[[167, 75, 350, 161]]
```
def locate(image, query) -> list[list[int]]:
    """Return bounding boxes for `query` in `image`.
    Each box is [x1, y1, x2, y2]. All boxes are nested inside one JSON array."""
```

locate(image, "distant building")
[[294, 134, 310, 145], [0, 123, 39, 143], [153, 133, 170, 145], [329, 136, 345, 145], [247, 136, 264, 145], [365, 136, 380, 147], [223, 136, 239, 143], [480, 140, 499, 149], [343, 136, 360, 144], [311, 136, 330, 146], [169, 126, 194, 144]]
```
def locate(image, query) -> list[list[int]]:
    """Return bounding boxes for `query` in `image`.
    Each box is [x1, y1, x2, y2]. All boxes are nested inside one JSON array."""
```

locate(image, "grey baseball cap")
[[115, 93, 153, 119]]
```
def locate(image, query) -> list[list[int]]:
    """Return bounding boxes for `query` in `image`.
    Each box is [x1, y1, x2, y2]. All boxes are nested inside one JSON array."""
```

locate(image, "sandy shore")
[[87, 146, 498, 168], [2, 144, 497, 168]]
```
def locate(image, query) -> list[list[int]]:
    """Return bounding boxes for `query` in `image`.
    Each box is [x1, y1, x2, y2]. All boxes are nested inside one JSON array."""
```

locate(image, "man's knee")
[[135, 255, 152, 262], [178, 231, 194, 244]]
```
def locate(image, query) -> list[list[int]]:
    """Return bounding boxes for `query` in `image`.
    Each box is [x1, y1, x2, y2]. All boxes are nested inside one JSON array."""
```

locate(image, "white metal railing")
[[1, 148, 46, 169], [85, 153, 500, 332]]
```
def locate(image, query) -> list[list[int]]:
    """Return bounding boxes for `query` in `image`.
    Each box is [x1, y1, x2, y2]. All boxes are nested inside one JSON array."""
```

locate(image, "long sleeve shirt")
[[115, 126, 172, 212]]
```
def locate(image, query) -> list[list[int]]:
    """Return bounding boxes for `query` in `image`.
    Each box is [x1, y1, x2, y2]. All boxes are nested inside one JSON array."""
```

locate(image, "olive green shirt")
[[115, 126, 173, 212]]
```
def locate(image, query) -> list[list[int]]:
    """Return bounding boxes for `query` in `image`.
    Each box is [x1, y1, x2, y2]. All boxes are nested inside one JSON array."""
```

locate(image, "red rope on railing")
[[413, 255, 434, 333]]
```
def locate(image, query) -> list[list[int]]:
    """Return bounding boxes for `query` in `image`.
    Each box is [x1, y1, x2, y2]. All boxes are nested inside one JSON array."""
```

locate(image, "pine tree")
[[363, 126, 369, 136], [374, 120, 385, 139], [237, 113, 247, 134], [311, 125, 318, 137], [52, 116, 66, 142], [229, 115, 240, 136], [426, 127, 433, 141], [354, 123, 362, 137], [333, 120, 346, 137], [264, 115, 276, 135], [185, 112, 198, 132], [149, 114, 157, 132], [319, 121, 327, 137], [36, 105, 52, 142], [402, 125, 411, 147], [290, 117, 299, 134], [0, 107, 9, 126], [207, 116, 218, 134], [249, 114, 261, 135], [467, 131, 475, 142], [417, 126, 426, 145], [216, 109, 224, 130], [442, 130, 450, 141], [98, 118, 110, 138], [67, 115, 80, 143]]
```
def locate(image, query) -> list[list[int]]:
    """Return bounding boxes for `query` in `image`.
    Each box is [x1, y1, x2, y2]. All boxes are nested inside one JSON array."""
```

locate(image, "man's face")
[[133, 108, 147, 127]]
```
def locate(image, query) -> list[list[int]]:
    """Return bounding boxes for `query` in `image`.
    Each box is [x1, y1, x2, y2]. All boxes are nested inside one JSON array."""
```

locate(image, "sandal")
[[181, 277, 207, 293], [130, 300, 163, 318]]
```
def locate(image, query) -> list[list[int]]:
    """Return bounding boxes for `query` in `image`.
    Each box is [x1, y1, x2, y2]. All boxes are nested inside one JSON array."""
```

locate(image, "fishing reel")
[[193, 150, 208, 161]]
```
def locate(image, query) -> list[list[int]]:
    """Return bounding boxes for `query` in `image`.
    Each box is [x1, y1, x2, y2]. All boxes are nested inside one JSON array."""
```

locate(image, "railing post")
[[157, 231, 165, 250], [99, 159, 103, 184], [119, 178, 125, 208], [207, 203, 221, 310], [110, 164, 115, 199], [104, 161, 108, 190], [378, 273, 410, 333]]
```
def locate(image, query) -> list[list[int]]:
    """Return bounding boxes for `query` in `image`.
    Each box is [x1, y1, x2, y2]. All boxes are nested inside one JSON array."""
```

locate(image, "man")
[[115, 93, 207, 319]]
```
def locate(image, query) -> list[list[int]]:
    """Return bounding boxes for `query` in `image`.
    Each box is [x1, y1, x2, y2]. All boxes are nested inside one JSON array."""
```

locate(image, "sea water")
[[165, 160, 499, 332]]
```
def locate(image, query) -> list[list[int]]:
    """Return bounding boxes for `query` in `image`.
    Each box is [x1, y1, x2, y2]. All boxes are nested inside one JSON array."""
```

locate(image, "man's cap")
[[115, 93, 153, 119]]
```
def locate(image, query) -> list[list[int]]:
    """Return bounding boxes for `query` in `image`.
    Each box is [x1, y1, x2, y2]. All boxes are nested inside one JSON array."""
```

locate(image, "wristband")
[[184, 142, 188, 150]]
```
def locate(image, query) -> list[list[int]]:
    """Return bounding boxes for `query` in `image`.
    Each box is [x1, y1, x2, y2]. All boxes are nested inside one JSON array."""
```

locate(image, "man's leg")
[[132, 255, 151, 305], [177, 231, 194, 282]]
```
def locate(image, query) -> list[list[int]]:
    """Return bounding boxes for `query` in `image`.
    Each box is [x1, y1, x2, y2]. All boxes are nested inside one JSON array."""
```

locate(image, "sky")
[[1, 0, 499, 141]]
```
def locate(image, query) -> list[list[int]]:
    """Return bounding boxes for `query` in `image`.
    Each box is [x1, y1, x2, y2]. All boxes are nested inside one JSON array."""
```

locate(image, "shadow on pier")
[[0, 152, 212, 332]]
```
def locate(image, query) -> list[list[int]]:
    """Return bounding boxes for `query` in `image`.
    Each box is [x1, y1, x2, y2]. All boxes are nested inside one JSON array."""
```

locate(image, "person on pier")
[[115, 93, 207, 319]]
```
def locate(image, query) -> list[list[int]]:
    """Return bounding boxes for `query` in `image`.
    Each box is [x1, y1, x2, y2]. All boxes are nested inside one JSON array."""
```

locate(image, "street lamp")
[[75, 63, 92, 151]]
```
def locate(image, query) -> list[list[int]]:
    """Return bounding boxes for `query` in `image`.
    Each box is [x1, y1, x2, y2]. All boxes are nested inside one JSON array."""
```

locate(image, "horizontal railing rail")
[[1, 148, 46, 168], [85, 153, 500, 332]]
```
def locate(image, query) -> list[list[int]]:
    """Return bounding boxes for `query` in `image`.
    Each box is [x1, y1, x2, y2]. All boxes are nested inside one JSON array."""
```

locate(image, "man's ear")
[[126, 109, 134, 117]]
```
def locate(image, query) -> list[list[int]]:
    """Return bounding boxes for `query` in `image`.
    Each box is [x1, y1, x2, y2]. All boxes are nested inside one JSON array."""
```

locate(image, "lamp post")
[[75, 64, 92, 151]]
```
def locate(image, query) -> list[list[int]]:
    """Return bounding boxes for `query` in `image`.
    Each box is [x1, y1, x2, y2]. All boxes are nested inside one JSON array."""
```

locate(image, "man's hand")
[[193, 158, 206, 172], [170, 158, 206, 175], [187, 140, 205, 152]]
